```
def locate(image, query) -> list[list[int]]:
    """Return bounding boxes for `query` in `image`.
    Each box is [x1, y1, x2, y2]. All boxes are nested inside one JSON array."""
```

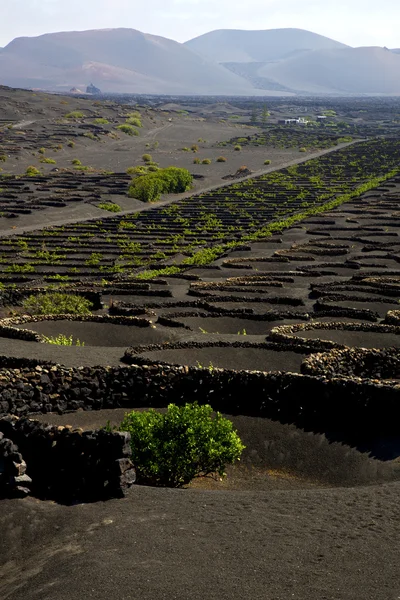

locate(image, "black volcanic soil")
[[2, 92, 400, 600], [15, 320, 181, 347], [135, 346, 306, 372]]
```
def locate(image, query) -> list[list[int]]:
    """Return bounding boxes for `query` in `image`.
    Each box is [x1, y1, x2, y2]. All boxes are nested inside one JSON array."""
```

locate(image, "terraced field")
[[0, 138, 399, 285]]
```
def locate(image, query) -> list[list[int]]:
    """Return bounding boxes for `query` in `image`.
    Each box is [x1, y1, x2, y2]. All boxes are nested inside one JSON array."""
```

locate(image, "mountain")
[[184, 28, 349, 63], [1, 27, 399, 96], [0, 28, 257, 95], [257, 46, 400, 94]]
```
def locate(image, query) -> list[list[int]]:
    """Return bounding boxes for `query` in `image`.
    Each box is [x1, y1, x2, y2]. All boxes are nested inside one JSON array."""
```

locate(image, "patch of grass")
[[25, 166, 41, 176], [98, 203, 121, 213], [65, 111, 85, 119], [126, 117, 142, 127], [22, 293, 93, 315], [117, 124, 139, 136], [42, 334, 84, 346], [39, 158, 56, 164]]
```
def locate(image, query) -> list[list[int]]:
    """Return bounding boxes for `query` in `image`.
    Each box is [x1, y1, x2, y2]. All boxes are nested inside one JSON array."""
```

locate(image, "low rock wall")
[[302, 347, 400, 380], [0, 361, 398, 437], [0, 415, 135, 502]]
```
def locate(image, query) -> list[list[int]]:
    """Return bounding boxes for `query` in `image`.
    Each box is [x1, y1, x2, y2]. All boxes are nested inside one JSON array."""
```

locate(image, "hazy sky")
[[0, 0, 399, 48]]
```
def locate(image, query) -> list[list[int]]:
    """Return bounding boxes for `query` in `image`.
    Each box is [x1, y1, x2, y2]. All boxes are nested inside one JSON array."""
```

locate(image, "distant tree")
[[261, 104, 270, 125], [250, 105, 258, 125]]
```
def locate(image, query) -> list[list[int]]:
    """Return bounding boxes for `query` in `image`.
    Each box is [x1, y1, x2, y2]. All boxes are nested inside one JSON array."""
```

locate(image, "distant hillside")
[[258, 47, 400, 94], [1, 27, 399, 96], [185, 28, 348, 63], [0, 28, 256, 95]]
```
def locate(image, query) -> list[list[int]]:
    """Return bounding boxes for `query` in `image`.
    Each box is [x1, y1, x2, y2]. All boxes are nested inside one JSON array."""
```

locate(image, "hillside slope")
[[258, 46, 400, 94], [0, 28, 255, 95], [185, 28, 349, 63]]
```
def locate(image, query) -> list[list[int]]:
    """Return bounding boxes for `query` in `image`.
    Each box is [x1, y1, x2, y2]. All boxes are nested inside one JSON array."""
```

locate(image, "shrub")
[[71, 159, 81, 165], [67, 141, 75, 148], [38, 147, 46, 155], [299, 147, 307, 152], [0, 155, 7, 162], [22, 293, 93, 315], [193, 158, 201, 164], [264, 159, 271, 165], [216, 156, 227, 162], [94, 118, 109, 124], [201, 158, 211, 164], [118, 402, 245, 487], [65, 111, 84, 119], [142, 154, 152, 163], [5, 264, 35, 273], [147, 165, 159, 172], [126, 117, 142, 127], [116, 124, 138, 136], [40, 158, 56, 164], [127, 166, 148, 175], [234, 145, 241, 151], [42, 334, 84, 346], [98, 202, 121, 212], [191, 144, 199, 153], [128, 176, 164, 202], [128, 167, 192, 202], [25, 166, 41, 176]]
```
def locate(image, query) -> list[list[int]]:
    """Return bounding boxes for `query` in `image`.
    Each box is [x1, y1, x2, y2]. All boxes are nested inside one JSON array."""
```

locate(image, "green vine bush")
[[22, 293, 93, 315], [128, 167, 192, 202], [118, 403, 245, 487]]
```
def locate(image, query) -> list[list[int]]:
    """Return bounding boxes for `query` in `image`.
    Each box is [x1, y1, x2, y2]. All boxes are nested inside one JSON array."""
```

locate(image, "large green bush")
[[128, 167, 192, 202], [22, 293, 93, 315], [119, 402, 245, 487]]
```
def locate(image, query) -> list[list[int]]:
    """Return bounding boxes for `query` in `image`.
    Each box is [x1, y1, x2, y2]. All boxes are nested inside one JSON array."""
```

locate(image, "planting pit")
[[14, 319, 181, 347], [270, 322, 400, 350], [128, 343, 306, 372], [33, 407, 400, 490]]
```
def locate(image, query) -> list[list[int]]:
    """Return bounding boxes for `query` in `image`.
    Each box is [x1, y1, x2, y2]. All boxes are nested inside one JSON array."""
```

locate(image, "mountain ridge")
[[0, 27, 399, 96]]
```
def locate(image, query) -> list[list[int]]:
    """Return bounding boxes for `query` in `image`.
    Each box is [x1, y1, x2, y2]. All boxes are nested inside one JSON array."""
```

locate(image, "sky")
[[0, 0, 398, 48]]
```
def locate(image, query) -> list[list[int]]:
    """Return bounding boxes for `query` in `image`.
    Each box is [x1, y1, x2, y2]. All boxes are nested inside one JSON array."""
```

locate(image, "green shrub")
[[0, 155, 7, 162], [22, 293, 93, 315], [94, 118, 109, 125], [127, 166, 148, 176], [65, 111, 85, 119], [201, 158, 211, 164], [71, 159, 81, 165], [299, 147, 307, 152], [25, 166, 41, 176], [142, 154, 152, 163], [67, 141, 75, 148], [128, 167, 192, 202], [40, 158, 56, 164], [191, 144, 199, 153], [193, 158, 201, 164], [42, 334, 84, 346], [38, 147, 46, 155], [116, 124, 138, 136], [216, 156, 227, 162], [126, 117, 142, 127], [98, 203, 121, 213], [264, 159, 271, 165], [234, 145, 241, 151], [5, 263, 35, 273], [118, 402, 245, 487]]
